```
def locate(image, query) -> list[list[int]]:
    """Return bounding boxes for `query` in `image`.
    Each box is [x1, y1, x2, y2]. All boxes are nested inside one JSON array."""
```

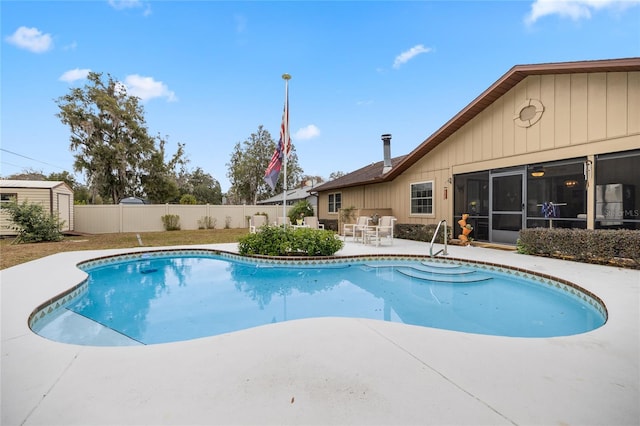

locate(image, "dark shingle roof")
[[315, 58, 640, 192], [313, 155, 408, 192]]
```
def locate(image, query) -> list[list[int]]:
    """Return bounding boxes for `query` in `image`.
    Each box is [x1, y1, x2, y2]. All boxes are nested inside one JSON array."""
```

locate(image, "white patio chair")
[[343, 216, 370, 242], [364, 216, 396, 246], [303, 216, 325, 229]]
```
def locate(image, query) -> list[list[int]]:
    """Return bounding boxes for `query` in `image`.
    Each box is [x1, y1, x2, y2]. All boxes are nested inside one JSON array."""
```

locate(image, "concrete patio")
[[1, 238, 638, 425]]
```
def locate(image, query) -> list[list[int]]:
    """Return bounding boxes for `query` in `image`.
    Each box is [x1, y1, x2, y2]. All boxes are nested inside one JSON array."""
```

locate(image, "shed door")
[[57, 193, 71, 231]]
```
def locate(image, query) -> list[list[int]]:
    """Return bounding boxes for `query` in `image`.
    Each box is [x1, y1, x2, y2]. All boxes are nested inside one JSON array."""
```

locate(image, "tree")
[[329, 171, 346, 181], [5, 168, 46, 181], [299, 175, 324, 187], [46, 171, 77, 189], [140, 138, 185, 203], [55, 72, 186, 204], [226, 125, 302, 204], [72, 185, 91, 205], [189, 167, 222, 204], [175, 167, 222, 204]]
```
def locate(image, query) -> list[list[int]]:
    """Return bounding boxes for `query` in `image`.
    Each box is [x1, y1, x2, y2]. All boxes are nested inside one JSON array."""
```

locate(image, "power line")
[[1, 160, 26, 169], [0, 148, 68, 171]]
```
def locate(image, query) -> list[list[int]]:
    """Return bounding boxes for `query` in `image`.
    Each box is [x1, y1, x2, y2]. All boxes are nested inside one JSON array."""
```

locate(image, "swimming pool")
[[30, 250, 607, 345]]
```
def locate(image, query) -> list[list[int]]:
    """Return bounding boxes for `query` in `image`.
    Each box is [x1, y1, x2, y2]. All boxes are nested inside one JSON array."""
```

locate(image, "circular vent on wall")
[[514, 99, 544, 128]]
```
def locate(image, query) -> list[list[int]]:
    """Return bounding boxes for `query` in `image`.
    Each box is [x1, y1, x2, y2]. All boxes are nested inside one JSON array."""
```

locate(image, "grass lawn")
[[0, 228, 248, 270]]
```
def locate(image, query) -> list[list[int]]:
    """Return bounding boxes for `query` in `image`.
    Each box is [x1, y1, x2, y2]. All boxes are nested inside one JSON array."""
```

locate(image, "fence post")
[[119, 203, 123, 233]]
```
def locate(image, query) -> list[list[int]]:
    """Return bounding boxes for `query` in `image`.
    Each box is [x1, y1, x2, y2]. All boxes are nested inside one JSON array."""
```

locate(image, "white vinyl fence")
[[74, 204, 292, 234]]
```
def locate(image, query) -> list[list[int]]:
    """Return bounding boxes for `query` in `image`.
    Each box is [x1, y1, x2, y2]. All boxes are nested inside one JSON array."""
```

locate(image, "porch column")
[[586, 155, 595, 230]]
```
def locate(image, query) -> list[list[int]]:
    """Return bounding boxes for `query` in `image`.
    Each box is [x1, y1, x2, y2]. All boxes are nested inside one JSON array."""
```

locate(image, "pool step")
[[420, 261, 465, 270], [396, 267, 492, 283], [364, 263, 474, 275]]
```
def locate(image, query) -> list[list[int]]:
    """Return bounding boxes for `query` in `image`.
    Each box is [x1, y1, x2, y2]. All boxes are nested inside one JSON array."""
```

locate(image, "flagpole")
[[282, 73, 291, 225]]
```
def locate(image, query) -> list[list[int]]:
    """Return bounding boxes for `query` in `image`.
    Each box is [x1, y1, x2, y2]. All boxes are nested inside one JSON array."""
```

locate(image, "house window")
[[410, 181, 433, 214], [328, 193, 341, 213], [0, 193, 16, 208]]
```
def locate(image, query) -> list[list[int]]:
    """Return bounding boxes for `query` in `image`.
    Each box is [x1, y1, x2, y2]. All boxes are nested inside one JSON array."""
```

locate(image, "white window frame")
[[328, 192, 342, 214], [409, 181, 434, 215]]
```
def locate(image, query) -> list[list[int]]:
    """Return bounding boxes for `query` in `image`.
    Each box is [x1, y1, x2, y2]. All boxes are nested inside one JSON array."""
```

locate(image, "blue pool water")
[[32, 253, 606, 345]]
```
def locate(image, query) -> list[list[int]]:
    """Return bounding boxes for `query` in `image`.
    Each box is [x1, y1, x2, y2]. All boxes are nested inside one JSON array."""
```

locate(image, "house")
[[0, 180, 74, 236], [258, 184, 318, 211], [314, 58, 640, 244]]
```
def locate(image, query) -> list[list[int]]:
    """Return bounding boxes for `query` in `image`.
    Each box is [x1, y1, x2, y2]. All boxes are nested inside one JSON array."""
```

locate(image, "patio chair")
[[303, 216, 325, 229], [249, 215, 268, 233], [364, 216, 396, 246], [343, 216, 370, 242]]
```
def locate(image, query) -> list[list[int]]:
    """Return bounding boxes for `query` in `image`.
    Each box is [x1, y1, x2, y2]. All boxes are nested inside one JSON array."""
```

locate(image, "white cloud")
[[63, 41, 78, 51], [294, 124, 320, 140], [5, 26, 53, 53], [525, 0, 640, 25], [108, 0, 152, 15], [393, 44, 432, 69], [108, 0, 140, 10], [124, 74, 176, 102], [59, 68, 91, 83]]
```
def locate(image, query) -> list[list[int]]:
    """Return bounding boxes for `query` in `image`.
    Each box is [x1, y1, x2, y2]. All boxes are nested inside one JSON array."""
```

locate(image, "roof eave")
[[384, 57, 640, 180]]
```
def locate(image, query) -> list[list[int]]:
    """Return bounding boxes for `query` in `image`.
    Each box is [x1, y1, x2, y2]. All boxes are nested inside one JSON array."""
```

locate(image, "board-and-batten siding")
[[320, 70, 640, 226], [445, 71, 638, 173]]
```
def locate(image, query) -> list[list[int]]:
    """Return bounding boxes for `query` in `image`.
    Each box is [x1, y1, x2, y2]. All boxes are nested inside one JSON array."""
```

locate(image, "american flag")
[[264, 88, 290, 190], [263, 138, 283, 191]]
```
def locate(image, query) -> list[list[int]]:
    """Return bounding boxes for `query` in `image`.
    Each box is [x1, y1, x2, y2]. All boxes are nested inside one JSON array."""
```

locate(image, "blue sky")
[[2, 0, 639, 192]]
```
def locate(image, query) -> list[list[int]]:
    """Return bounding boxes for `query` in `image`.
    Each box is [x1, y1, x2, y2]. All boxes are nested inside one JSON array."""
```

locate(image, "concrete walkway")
[[1, 239, 638, 425]]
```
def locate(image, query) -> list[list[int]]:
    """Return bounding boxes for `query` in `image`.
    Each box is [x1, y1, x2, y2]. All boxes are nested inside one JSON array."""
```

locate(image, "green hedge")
[[518, 228, 640, 269], [238, 225, 343, 256], [395, 223, 452, 244]]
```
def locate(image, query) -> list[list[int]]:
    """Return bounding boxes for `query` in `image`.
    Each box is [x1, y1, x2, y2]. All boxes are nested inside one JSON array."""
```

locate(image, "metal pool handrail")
[[429, 219, 448, 257]]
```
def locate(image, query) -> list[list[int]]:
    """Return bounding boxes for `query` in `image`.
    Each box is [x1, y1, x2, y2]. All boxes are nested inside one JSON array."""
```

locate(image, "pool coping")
[[2, 239, 639, 425]]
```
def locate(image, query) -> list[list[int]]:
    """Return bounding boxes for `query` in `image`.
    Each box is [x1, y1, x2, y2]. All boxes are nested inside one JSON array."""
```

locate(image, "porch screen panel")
[[595, 150, 640, 230]]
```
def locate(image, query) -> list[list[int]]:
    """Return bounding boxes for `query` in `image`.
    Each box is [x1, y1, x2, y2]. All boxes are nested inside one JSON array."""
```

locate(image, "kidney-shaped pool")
[[30, 250, 607, 345]]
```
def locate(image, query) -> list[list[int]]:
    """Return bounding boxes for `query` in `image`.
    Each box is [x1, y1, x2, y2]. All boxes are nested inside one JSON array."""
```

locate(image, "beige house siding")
[[448, 72, 638, 169], [318, 69, 640, 228]]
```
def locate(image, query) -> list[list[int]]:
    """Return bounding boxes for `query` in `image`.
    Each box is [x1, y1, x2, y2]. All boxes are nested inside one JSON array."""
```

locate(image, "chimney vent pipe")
[[381, 134, 392, 173]]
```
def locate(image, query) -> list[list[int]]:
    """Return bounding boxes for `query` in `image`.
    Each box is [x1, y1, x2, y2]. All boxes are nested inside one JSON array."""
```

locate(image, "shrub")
[[238, 225, 343, 256], [288, 200, 314, 225], [395, 223, 451, 244], [179, 194, 197, 205], [2, 200, 64, 244], [518, 228, 640, 268], [161, 214, 181, 231], [197, 216, 216, 229]]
